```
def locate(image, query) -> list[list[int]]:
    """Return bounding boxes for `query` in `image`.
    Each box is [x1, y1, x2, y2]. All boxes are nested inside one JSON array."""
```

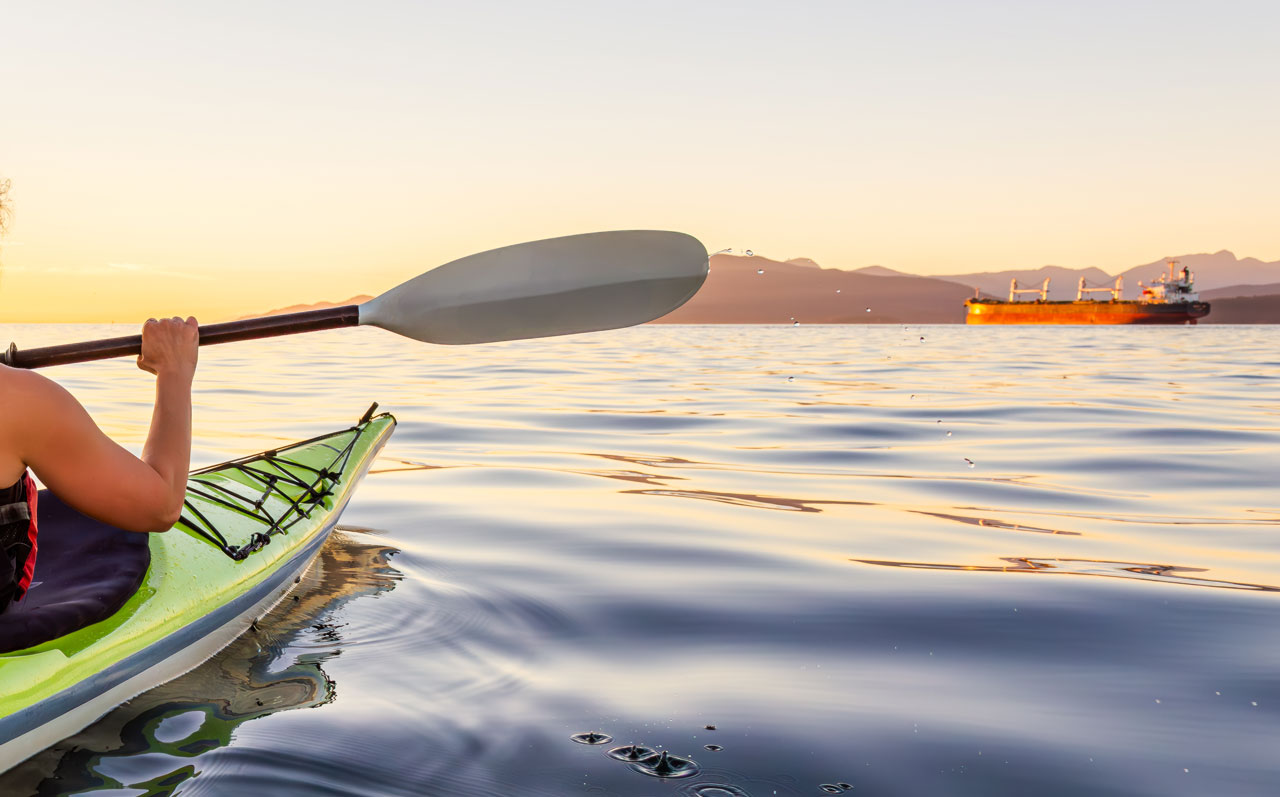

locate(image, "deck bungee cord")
[[178, 404, 379, 561]]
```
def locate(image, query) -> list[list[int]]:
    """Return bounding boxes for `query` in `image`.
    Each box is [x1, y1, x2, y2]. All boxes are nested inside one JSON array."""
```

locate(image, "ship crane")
[[1077, 275, 1123, 301], [1009, 277, 1050, 302]]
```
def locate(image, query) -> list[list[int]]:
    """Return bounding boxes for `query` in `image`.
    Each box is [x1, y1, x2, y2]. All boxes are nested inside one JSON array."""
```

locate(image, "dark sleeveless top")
[[0, 471, 39, 609]]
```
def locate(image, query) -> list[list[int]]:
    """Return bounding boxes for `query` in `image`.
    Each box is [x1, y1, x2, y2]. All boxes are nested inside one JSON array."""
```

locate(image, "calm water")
[[2, 323, 1278, 796]]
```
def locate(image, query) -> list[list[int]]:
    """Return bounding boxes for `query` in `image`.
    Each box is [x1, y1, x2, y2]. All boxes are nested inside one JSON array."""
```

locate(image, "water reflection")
[[624, 488, 873, 513], [0, 532, 401, 796], [855, 556, 1280, 591], [911, 510, 1081, 535]]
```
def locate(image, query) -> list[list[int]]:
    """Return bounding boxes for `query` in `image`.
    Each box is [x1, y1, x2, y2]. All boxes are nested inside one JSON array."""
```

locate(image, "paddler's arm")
[[15, 317, 199, 533], [136, 316, 199, 526]]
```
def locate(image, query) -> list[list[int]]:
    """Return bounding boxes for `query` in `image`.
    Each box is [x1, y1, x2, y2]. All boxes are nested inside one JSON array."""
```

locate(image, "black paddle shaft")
[[3, 305, 361, 370]]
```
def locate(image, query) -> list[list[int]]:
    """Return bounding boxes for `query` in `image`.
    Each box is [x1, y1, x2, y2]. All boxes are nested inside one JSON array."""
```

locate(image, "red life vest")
[[0, 472, 38, 608]]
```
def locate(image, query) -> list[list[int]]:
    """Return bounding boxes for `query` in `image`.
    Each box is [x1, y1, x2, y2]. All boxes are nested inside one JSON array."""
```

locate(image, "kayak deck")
[[0, 411, 395, 774]]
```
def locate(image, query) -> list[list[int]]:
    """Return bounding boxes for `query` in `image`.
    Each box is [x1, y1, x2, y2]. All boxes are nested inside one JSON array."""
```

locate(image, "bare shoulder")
[[0, 365, 75, 407], [0, 367, 69, 481], [0, 366, 81, 443]]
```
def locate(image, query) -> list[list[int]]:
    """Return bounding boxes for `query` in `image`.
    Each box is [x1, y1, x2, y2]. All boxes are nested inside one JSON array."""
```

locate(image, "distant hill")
[[853, 265, 911, 278], [920, 250, 1280, 301], [1200, 294, 1280, 324], [237, 295, 372, 320], [653, 254, 980, 324], [785, 257, 822, 269], [1199, 282, 1280, 300], [1118, 251, 1280, 294], [930, 265, 1114, 301]]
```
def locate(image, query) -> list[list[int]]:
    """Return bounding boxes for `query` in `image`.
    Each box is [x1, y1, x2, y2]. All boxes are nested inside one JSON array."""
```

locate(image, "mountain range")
[[243, 251, 1280, 324], [655, 250, 1280, 324]]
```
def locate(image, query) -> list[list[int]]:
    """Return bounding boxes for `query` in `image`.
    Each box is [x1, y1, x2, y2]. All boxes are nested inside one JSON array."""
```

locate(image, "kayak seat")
[[0, 490, 151, 655]]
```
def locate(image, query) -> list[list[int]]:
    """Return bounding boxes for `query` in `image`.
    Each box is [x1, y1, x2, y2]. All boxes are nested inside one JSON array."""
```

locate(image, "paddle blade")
[[358, 230, 708, 344]]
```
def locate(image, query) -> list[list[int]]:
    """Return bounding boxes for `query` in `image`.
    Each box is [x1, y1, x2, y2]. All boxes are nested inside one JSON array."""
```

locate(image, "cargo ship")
[[965, 260, 1210, 325]]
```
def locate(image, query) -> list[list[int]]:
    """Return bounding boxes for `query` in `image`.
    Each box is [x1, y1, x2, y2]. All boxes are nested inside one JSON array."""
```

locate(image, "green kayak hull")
[[0, 412, 396, 773]]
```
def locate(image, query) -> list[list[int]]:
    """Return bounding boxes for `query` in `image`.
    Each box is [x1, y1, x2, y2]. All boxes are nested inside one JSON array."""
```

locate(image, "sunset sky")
[[2, 1, 1278, 321]]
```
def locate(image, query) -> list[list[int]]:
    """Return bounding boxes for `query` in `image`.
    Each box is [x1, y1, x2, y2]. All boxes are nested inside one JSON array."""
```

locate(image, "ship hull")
[[965, 300, 1210, 325]]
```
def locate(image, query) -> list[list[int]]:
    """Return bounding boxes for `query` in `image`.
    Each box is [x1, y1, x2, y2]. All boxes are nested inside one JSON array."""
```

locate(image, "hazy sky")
[[2, 0, 1278, 321]]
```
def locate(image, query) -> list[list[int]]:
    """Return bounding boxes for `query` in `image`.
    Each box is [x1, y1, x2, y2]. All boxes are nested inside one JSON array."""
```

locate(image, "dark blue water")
[[2, 324, 1277, 795]]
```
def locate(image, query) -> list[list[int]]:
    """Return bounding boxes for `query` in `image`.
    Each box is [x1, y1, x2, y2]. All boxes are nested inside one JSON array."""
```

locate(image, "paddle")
[[2, 230, 709, 369]]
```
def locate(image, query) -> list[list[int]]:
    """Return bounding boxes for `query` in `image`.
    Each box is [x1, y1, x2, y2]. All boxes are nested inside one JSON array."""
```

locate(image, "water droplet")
[[1155, 699, 1161, 704], [820, 786, 845, 794], [631, 750, 700, 779], [787, 376, 794, 382], [964, 458, 975, 468], [838, 785, 852, 790], [570, 731, 613, 745], [704, 744, 723, 751], [1252, 701, 1258, 706], [919, 336, 925, 342], [756, 268, 764, 275], [946, 431, 952, 437], [745, 249, 754, 256], [692, 785, 750, 797], [865, 307, 871, 313], [608, 744, 656, 761], [793, 321, 799, 326], [704, 724, 716, 730], [836, 289, 841, 293]]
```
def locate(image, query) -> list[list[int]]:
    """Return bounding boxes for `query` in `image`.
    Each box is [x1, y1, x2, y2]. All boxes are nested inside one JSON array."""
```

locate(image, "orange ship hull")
[[965, 299, 1210, 325]]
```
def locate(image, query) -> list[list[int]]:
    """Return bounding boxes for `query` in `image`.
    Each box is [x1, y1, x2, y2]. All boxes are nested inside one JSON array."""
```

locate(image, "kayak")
[[0, 408, 396, 774]]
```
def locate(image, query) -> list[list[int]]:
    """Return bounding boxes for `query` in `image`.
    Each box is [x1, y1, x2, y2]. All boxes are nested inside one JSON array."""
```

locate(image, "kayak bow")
[[0, 410, 395, 774]]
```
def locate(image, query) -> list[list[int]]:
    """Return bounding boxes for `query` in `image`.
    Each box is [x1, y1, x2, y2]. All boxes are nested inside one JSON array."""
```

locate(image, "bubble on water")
[[704, 744, 723, 751], [964, 458, 975, 468], [745, 249, 754, 256], [570, 731, 612, 745], [756, 268, 764, 275]]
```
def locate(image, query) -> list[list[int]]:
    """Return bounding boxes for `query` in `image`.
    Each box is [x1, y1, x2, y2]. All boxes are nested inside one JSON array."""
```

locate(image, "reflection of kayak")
[[0, 531, 402, 792], [0, 409, 396, 774]]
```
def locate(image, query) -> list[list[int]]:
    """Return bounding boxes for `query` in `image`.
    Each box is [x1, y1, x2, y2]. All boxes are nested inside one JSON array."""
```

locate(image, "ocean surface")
[[1, 323, 1278, 797]]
